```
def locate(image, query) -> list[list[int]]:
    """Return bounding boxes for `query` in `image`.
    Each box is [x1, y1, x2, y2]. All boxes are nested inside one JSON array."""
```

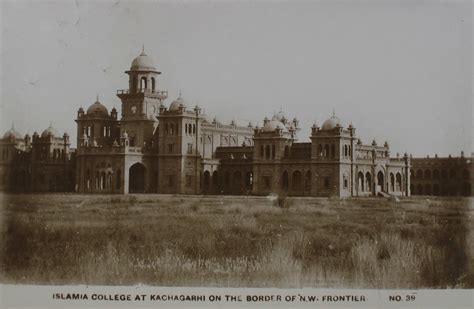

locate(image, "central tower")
[[117, 48, 168, 148]]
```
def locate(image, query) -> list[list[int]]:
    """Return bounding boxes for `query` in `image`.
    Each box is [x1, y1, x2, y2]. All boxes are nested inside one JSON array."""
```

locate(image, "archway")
[[292, 170, 302, 191], [358, 172, 364, 192], [365, 172, 372, 192], [203, 171, 211, 194], [377, 171, 384, 192], [212, 171, 220, 194], [245, 172, 253, 191], [129, 163, 146, 193], [281, 171, 289, 192]]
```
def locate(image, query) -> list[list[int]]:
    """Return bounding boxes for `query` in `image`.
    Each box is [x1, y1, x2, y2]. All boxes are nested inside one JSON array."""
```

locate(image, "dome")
[[321, 115, 342, 130], [86, 99, 109, 117], [2, 127, 22, 140], [130, 50, 156, 71], [262, 120, 288, 133], [273, 110, 287, 122], [169, 96, 186, 111], [41, 125, 59, 138]]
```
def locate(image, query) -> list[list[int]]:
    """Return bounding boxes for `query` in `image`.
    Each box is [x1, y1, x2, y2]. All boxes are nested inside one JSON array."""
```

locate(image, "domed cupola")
[[321, 110, 342, 130], [130, 48, 159, 73], [262, 120, 289, 133], [2, 125, 22, 140], [169, 94, 187, 112], [41, 123, 59, 138], [86, 96, 109, 117]]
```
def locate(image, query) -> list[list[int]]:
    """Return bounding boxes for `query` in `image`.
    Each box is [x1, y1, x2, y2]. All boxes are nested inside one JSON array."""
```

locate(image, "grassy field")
[[0, 193, 472, 288]]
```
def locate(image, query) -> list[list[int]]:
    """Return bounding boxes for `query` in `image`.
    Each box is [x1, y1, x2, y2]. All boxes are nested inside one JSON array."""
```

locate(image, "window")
[[344, 178, 348, 189], [260, 145, 264, 158], [168, 144, 174, 153], [272, 145, 276, 159], [187, 143, 193, 154], [265, 145, 270, 159]]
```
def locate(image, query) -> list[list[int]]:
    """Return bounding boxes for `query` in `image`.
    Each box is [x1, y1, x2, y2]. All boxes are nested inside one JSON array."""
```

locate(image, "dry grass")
[[0, 193, 472, 288]]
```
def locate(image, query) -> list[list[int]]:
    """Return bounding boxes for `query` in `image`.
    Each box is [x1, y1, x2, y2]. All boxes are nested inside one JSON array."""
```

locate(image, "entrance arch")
[[377, 171, 384, 192], [129, 163, 146, 193], [203, 171, 211, 194]]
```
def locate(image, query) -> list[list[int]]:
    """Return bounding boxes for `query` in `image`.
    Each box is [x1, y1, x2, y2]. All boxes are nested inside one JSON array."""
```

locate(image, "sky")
[[0, 0, 472, 157]]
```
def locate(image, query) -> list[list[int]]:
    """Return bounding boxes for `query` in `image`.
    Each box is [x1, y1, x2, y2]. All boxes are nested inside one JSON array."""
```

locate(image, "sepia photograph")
[[0, 0, 472, 308]]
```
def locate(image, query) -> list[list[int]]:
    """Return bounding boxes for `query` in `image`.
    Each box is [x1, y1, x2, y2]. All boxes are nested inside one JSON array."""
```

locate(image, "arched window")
[[390, 173, 395, 191], [281, 171, 289, 191], [292, 170, 302, 191], [344, 145, 348, 157], [140, 77, 147, 90], [365, 172, 372, 192], [245, 172, 253, 190], [324, 144, 329, 157], [318, 144, 323, 157], [358, 172, 364, 192], [151, 77, 155, 92], [416, 170, 423, 179], [396, 173, 402, 192], [272, 145, 275, 159], [265, 145, 270, 160], [192, 124, 196, 134]]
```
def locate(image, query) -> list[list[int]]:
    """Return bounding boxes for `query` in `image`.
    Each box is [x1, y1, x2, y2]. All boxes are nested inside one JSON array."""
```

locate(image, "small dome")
[[169, 96, 186, 111], [262, 120, 288, 133], [273, 110, 287, 123], [87, 99, 109, 117], [321, 115, 342, 130], [130, 50, 156, 71], [3, 127, 22, 139], [41, 125, 59, 138]]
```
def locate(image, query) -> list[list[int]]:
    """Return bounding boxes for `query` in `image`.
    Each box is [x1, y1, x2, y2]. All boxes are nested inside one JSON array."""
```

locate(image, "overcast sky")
[[0, 0, 472, 157]]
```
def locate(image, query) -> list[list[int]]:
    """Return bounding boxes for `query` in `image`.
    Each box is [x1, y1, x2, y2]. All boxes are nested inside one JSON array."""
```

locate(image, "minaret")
[[117, 48, 168, 148]]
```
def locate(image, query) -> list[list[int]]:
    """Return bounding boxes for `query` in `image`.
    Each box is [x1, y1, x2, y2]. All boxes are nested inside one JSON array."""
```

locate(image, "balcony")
[[117, 89, 168, 100]]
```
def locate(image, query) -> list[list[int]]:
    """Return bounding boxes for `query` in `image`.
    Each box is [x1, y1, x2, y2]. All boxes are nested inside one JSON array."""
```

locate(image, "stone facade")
[[0, 125, 75, 192], [2, 50, 413, 197], [410, 153, 473, 196]]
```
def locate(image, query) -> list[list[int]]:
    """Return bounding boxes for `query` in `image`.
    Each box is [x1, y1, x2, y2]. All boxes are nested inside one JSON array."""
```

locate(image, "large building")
[[1, 50, 416, 197], [0, 124, 75, 192], [71, 50, 411, 197], [410, 153, 472, 196]]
